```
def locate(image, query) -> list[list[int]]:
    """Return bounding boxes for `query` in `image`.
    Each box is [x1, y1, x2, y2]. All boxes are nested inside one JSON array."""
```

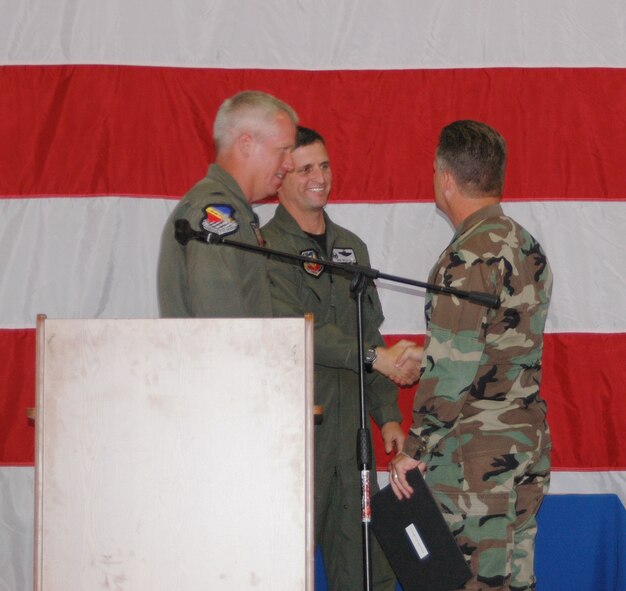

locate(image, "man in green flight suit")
[[390, 120, 553, 591], [263, 126, 422, 591], [157, 90, 298, 318]]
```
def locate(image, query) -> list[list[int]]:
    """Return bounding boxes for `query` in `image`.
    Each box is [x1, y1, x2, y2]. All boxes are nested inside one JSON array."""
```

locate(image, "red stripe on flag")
[[0, 329, 35, 466], [1, 66, 624, 201], [2, 329, 625, 469], [542, 333, 626, 470]]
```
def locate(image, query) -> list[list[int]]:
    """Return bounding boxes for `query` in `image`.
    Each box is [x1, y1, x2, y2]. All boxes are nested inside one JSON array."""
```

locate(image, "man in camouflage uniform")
[[390, 120, 553, 591], [263, 126, 421, 591]]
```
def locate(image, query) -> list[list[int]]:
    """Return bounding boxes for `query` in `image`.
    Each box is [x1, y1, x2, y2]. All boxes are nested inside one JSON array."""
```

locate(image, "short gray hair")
[[213, 91, 298, 151]]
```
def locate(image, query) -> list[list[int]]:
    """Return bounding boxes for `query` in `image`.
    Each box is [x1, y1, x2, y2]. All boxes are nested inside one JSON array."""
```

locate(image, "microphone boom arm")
[[174, 219, 500, 309]]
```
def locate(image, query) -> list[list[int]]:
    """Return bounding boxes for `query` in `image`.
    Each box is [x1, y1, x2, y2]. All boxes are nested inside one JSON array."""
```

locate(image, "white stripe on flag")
[[376, 468, 626, 507], [1, 0, 625, 68], [550, 470, 626, 507], [2, 198, 625, 334]]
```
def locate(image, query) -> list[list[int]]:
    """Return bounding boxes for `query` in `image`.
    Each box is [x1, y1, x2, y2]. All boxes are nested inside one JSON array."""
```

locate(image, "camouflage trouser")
[[426, 446, 551, 591]]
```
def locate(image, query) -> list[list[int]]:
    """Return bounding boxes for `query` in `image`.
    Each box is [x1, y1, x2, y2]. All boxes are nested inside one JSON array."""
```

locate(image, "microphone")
[[175, 219, 222, 246]]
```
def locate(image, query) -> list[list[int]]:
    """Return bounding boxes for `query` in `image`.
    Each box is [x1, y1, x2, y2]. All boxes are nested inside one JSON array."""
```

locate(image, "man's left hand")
[[381, 421, 405, 454]]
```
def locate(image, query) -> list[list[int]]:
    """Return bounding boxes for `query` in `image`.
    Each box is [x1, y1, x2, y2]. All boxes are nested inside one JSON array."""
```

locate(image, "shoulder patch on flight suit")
[[301, 249, 324, 277], [201, 204, 239, 237]]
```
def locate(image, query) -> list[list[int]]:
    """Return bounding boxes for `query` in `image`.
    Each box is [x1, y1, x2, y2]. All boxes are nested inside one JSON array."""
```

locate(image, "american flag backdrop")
[[1, 1, 625, 589]]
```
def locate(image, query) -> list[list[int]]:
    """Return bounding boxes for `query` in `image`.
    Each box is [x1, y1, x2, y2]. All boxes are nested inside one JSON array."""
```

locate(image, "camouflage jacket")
[[403, 204, 553, 464]]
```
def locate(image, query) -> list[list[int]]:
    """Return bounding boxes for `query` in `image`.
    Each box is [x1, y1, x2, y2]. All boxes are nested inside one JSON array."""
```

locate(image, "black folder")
[[371, 469, 471, 591]]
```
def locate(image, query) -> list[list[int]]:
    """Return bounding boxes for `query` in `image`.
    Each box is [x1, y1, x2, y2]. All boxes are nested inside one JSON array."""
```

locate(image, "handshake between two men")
[[371, 340, 424, 388]]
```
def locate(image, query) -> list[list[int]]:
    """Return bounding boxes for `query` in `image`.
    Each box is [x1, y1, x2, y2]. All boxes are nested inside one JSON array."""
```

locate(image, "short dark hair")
[[295, 126, 325, 149], [436, 120, 507, 196]]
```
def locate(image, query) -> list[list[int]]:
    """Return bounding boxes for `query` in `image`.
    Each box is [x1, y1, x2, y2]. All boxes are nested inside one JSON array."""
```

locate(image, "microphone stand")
[[175, 219, 499, 591], [352, 270, 375, 590]]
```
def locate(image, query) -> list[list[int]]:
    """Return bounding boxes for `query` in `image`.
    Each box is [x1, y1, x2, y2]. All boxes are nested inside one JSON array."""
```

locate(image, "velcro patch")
[[201, 204, 239, 236], [301, 249, 324, 277], [332, 247, 357, 264]]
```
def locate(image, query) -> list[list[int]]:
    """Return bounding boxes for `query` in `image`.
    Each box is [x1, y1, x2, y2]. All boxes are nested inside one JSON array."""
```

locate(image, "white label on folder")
[[405, 523, 429, 559]]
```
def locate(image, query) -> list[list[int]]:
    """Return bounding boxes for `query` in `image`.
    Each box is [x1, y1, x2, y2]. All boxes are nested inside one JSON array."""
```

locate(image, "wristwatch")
[[364, 346, 378, 373]]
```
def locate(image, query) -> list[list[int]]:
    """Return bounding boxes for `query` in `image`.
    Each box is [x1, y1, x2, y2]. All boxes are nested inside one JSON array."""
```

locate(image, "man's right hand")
[[373, 340, 423, 386]]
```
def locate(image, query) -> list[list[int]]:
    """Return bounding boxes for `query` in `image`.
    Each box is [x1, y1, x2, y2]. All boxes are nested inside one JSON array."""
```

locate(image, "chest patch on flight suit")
[[201, 204, 239, 237], [332, 247, 357, 264], [300, 249, 324, 277]]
